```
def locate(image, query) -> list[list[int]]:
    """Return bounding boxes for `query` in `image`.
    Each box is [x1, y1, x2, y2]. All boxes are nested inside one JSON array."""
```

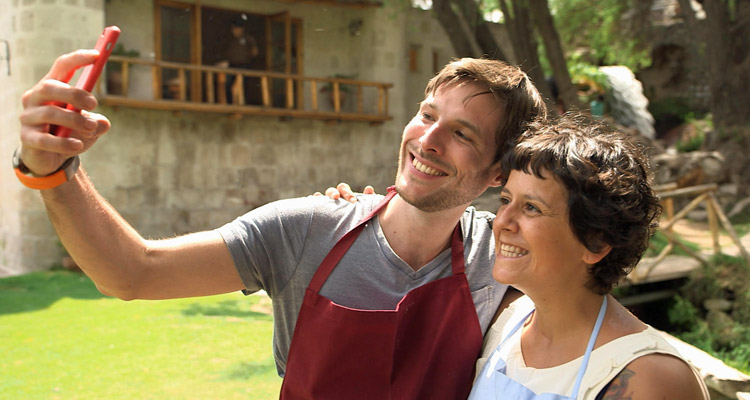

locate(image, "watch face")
[[12, 148, 27, 172]]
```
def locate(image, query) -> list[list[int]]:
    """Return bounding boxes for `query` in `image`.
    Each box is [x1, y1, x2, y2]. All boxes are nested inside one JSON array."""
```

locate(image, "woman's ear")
[[583, 244, 612, 265]]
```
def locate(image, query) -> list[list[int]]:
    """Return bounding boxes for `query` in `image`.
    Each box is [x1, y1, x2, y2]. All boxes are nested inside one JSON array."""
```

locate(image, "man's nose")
[[419, 123, 447, 154]]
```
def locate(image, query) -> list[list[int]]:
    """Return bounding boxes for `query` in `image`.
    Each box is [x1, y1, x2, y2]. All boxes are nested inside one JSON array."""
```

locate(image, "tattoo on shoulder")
[[602, 368, 635, 400]]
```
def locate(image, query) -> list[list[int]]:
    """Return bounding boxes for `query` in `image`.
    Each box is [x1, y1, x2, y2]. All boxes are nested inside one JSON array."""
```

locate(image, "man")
[[16, 51, 545, 399], [216, 15, 260, 105]]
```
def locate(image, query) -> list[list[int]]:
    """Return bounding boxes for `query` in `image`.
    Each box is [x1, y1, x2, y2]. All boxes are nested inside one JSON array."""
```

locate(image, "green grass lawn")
[[0, 269, 282, 400]]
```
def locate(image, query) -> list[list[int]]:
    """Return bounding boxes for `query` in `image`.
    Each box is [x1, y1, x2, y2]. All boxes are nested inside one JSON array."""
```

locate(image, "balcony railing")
[[102, 55, 393, 123]]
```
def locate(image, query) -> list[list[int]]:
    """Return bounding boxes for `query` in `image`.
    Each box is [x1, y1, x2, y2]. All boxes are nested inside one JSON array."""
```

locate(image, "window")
[[155, 1, 302, 106]]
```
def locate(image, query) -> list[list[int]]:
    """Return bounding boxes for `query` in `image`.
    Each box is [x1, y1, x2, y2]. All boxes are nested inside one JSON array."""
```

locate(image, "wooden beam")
[[102, 95, 392, 123], [273, 0, 383, 9]]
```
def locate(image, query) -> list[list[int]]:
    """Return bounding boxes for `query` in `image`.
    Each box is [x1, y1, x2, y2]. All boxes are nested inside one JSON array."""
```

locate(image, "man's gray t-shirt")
[[216, 194, 506, 376]]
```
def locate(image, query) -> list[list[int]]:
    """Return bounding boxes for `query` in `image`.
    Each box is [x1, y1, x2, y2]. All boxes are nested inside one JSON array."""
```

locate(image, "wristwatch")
[[12, 148, 80, 190]]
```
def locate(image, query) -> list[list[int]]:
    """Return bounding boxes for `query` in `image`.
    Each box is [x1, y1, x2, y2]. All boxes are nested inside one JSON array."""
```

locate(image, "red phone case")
[[53, 26, 120, 138]]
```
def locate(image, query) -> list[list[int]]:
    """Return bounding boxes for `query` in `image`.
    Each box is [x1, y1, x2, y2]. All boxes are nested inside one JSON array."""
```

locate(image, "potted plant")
[[320, 73, 356, 111], [106, 43, 140, 95]]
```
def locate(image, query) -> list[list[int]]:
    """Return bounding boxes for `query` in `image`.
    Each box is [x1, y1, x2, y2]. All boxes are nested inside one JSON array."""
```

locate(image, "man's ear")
[[488, 163, 504, 188], [583, 244, 612, 265]]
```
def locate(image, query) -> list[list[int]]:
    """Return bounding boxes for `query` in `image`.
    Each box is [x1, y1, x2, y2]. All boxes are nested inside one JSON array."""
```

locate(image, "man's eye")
[[422, 113, 434, 121]]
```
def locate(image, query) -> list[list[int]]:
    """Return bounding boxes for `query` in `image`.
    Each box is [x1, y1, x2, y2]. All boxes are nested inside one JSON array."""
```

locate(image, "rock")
[[651, 151, 726, 186], [706, 309, 739, 347], [600, 66, 656, 139], [704, 298, 733, 312], [728, 196, 750, 218]]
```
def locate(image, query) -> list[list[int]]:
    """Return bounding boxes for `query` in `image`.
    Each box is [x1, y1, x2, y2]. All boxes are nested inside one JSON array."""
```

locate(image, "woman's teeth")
[[500, 244, 528, 258]]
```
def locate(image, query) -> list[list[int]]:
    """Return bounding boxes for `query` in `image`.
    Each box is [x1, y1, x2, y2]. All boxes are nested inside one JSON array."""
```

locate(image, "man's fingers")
[[363, 185, 375, 195], [324, 187, 341, 200], [20, 104, 99, 139], [336, 182, 358, 203], [22, 79, 98, 112], [20, 124, 83, 155], [45, 49, 100, 82], [82, 111, 111, 138]]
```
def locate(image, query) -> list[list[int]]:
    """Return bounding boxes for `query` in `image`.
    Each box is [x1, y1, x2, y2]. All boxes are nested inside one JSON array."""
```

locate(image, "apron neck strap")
[[450, 223, 465, 275], [308, 186, 466, 292], [307, 187, 397, 292], [570, 295, 608, 398]]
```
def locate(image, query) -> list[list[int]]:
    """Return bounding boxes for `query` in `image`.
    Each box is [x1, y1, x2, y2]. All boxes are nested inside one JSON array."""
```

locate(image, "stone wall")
[[1, 0, 106, 276]]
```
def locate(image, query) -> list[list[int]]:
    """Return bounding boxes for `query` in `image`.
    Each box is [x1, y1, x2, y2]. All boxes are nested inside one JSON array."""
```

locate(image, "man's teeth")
[[500, 244, 528, 258], [412, 158, 446, 176]]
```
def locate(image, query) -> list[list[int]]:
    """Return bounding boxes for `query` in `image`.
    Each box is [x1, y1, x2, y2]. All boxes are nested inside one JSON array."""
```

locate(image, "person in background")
[[216, 14, 260, 105], [470, 115, 709, 399], [15, 51, 546, 399]]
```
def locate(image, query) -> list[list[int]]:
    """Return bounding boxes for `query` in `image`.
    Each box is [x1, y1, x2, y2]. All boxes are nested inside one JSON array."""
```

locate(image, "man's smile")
[[411, 157, 448, 176]]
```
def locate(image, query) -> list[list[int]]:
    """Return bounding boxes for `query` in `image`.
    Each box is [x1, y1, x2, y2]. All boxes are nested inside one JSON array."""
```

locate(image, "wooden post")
[[286, 78, 294, 109], [708, 192, 750, 262], [333, 82, 341, 112], [152, 65, 160, 100], [121, 61, 130, 97], [706, 197, 721, 255], [177, 69, 186, 101], [205, 71, 215, 103], [261, 76, 270, 107], [311, 80, 319, 111]]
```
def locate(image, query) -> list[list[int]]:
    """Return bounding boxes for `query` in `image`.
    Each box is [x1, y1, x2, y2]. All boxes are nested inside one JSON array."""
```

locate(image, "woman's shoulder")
[[599, 353, 708, 399]]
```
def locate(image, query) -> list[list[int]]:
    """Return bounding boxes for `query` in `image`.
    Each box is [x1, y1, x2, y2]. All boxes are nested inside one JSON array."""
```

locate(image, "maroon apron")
[[280, 188, 484, 400]]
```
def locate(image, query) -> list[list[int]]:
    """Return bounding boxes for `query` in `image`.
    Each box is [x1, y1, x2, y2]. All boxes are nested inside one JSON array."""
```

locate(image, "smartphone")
[[53, 26, 120, 138]]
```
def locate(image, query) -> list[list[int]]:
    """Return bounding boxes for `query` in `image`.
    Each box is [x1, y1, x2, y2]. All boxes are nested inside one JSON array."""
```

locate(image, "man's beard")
[[394, 178, 487, 213]]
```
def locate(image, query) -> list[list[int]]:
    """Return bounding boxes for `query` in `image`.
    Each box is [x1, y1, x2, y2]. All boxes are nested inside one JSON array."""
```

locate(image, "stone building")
[[0, 0, 513, 276]]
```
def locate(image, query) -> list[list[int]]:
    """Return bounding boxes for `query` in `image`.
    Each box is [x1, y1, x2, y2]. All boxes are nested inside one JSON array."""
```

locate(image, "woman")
[[470, 115, 708, 399]]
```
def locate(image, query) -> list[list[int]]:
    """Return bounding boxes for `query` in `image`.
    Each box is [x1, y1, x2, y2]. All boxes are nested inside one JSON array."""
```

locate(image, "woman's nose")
[[493, 204, 519, 234]]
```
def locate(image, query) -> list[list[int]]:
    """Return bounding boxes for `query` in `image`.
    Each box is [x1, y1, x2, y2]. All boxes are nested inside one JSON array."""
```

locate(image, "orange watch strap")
[[14, 167, 69, 190], [12, 148, 80, 190]]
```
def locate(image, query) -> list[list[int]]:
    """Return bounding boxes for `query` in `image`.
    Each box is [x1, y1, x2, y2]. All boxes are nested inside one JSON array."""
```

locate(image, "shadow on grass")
[[0, 269, 105, 315], [181, 299, 272, 321], [224, 360, 278, 380]]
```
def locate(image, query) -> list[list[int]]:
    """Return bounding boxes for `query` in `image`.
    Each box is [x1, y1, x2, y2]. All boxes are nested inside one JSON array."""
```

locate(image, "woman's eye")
[[422, 112, 434, 121], [499, 196, 510, 206], [524, 203, 541, 213]]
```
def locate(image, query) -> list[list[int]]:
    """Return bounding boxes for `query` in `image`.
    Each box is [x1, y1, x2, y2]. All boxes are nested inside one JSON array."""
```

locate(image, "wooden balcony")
[[102, 55, 393, 123]]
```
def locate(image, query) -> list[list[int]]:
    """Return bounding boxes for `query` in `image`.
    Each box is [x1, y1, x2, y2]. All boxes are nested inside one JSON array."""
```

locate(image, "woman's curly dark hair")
[[501, 114, 662, 294]]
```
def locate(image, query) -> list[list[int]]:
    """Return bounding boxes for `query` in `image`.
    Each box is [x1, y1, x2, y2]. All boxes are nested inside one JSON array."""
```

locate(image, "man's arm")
[[42, 169, 242, 300], [19, 50, 243, 300]]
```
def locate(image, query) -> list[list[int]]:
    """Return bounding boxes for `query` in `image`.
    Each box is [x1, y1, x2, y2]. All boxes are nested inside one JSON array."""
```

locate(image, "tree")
[[675, 0, 750, 130], [430, 0, 558, 107], [528, 0, 583, 110]]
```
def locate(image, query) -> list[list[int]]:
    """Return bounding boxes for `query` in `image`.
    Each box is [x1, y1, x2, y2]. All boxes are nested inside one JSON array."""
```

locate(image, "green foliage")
[[566, 56, 610, 101], [671, 254, 750, 374], [111, 43, 140, 58], [668, 294, 700, 330], [675, 127, 705, 153], [549, 0, 651, 71], [648, 97, 694, 123], [0, 270, 282, 399], [730, 209, 750, 238]]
